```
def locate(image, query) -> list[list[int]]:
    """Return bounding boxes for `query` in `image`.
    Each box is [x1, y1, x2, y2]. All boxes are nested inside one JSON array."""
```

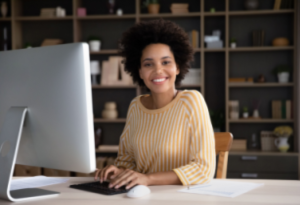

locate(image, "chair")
[[214, 132, 233, 179]]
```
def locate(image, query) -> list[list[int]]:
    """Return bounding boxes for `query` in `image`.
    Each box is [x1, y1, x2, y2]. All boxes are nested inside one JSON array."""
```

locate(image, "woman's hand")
[[109, 169, 150, 189], [94, 165, 124, 183]]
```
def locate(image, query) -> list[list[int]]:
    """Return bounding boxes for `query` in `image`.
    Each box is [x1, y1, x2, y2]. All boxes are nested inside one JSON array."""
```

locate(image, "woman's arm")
[[108, 169, 181, 189], [172, 91, 216, 185]]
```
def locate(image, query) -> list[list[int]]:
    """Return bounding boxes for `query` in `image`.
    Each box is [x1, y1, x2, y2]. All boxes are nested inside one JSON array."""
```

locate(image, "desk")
[[1, 177, 300, 205]]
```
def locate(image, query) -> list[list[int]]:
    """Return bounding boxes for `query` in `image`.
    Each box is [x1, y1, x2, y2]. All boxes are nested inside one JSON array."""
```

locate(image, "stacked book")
[[231, 139, 247, 151], [170, 3, 189, 14], [272, 100, 292, 119]]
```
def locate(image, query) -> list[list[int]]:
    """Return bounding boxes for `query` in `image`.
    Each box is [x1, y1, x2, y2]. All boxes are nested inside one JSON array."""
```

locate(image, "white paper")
[[10, 176, 69, 191], [178, 180, 264, 198]]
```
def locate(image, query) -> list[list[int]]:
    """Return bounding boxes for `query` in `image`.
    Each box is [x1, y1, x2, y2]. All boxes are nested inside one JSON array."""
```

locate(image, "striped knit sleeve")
[[114, 101, 137, 170], [173, 91, 216, 185]]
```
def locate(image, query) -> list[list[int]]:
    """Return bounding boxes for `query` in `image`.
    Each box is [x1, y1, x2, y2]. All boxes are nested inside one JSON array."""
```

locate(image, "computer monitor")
[[0, 43, 96, 202]]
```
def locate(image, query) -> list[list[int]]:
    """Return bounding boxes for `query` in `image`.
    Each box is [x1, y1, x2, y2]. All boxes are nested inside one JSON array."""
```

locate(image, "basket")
[[260, 131, 277, 151]]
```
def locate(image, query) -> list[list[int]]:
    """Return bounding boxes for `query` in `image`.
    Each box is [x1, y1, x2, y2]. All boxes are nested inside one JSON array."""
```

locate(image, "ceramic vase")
[[230, 42, 236, 48], [243, 112, 249, 118], [102, 102, 118, 119], [277, 72, 289, 83], [274, 137, 290, 152], [89, 40, 101, 51], [253, 109, 259, 118], [1, 2, 8, 17]]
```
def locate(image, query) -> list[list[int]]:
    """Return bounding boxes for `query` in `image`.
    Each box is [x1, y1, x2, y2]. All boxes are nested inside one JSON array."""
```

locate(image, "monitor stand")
[[0, 107, 59, 202]]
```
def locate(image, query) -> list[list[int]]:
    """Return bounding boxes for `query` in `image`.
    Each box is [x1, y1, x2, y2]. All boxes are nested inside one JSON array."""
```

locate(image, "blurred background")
[[0, 0, 299, 180]]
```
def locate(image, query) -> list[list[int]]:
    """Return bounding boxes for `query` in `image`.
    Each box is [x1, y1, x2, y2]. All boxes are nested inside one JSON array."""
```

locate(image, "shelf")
[[229, 9, 295, 16], [90, 49, 119, 54], [15, 16, 74, 21], [204, 48, 225, 52], [0, 17, 11, 21], [204, 12, 226, 16], [140, 12, 201, 18], [92, 85, 137, 89], [229, 150, 299, 156], [77, 14, 136, 20], [94, 118, 127, 123], [229, 46, 294, 52], [228, 119, 294, 123], [229, 83, 294, 87], [96, 145, 119, 153]]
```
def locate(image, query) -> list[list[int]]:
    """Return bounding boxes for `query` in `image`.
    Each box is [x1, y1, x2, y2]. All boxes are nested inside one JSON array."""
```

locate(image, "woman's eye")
[[144, 63, 151, 67], [162, 61, 170, 65]]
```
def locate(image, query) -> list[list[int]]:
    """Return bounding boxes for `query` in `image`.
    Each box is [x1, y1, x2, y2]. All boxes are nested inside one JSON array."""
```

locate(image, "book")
[[101, 60, 110, 85], [170, 3, 189, 9], [171, 8, 189, 14], [286, 100, 291, 119], [273, 0, 282, 9], [188, 30, 199, 48], [108, 56, 121, 83], [281, 100, 286, 119], [272, 100, 282, 119]]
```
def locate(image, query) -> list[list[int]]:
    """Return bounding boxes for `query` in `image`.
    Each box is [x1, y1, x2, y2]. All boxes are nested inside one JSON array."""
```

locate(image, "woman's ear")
[[176, 65, 180, 75]]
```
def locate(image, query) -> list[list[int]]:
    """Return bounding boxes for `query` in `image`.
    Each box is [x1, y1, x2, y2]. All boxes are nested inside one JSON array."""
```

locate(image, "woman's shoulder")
[[180, 89, 203, 102]]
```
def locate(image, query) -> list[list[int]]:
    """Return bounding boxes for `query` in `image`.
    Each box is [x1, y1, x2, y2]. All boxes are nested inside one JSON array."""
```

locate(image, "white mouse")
[[126, 185, 151, 198]]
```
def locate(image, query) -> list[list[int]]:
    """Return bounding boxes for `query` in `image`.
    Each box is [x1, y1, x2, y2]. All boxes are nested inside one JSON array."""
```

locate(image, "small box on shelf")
[[231, 139, 247, 151]]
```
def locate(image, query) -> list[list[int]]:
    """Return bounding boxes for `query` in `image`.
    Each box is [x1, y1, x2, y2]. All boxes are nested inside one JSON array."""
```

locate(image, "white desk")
[[1, 177, 300, 205]]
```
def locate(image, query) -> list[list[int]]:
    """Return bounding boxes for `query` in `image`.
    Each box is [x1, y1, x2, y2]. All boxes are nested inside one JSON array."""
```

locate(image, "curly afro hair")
[[119, 19, 194, 87]]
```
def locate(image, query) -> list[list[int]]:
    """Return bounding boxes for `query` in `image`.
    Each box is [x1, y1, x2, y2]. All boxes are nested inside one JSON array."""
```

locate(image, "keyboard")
[[69, 181, 131, 195]]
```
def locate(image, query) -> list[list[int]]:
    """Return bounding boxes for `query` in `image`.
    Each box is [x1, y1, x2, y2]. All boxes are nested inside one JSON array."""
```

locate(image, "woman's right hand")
[[94, 165, 124, 183]]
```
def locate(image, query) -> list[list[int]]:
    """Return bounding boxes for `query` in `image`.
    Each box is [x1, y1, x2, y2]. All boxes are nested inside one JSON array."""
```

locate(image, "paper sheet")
[[178, 180, 264, 198], [10, 176, 69, 191]]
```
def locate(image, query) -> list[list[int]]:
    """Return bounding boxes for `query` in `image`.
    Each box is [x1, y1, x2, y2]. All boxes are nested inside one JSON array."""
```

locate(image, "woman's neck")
[[150, 88, 178, 109]]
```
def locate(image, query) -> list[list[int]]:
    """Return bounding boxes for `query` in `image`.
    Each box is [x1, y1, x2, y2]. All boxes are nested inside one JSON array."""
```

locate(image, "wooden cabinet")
[[227, 154, 298, 179]]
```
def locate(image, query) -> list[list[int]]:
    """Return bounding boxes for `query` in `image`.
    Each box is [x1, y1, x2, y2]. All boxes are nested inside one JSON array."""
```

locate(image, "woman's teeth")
[[153, 78, 166, 82]]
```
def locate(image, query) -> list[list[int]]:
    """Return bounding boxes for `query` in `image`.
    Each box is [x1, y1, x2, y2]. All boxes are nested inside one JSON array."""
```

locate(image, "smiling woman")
[[94, 19, 215, 190]]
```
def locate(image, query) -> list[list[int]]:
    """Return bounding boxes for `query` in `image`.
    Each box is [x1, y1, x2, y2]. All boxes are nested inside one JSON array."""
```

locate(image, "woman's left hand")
[[108, 168, 150, 189]]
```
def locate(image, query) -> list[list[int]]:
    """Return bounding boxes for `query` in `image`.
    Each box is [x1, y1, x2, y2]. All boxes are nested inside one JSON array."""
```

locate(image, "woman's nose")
[[154, 63, 163, 73]]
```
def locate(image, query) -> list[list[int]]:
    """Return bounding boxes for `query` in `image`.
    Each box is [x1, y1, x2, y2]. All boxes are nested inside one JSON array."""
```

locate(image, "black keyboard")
[[69, 181, 131, 195]]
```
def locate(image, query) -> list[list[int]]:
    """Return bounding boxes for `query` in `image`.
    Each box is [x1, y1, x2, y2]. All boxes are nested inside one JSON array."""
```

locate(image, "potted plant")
[[273, 126, 293, 152], [88, 36, 101, 51], [242, 106, 249, 118], [230, 38, 237, 48], [142, 0, 160, 14], [209, 110, 224, 132], [273, 65, 291, 83]]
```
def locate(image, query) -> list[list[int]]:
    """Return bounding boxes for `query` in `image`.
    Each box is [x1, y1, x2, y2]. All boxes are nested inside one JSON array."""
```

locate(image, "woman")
[[95, 19, 215, 189]]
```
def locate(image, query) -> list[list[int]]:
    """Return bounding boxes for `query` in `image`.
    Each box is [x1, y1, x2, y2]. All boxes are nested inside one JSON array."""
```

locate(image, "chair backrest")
[[214, 132, 233, 179]]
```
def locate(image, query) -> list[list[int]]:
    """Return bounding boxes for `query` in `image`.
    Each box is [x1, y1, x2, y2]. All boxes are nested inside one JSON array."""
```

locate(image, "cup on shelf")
[[90, 61, 100, 85]]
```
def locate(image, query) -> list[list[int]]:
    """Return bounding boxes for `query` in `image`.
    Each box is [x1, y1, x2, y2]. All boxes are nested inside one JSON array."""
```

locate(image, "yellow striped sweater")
[[114, 90, 216, 185]]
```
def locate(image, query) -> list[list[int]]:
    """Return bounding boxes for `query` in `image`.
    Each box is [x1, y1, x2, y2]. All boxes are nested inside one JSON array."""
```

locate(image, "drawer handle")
[[241, 173, 258, 178], [241, 156, 257, 160]]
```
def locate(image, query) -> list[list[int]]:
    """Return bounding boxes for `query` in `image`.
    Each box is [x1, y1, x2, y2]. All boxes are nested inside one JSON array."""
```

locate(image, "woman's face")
[[139, 43, 179, 94]]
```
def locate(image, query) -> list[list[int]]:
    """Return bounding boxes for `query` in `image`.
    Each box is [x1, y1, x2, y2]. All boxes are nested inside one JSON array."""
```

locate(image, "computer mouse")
[[126, 185, 151, 198]]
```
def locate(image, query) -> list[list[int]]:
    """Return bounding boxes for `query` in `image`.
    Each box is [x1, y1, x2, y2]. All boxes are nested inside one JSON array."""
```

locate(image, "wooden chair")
[[214, 132, 233, 179]]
